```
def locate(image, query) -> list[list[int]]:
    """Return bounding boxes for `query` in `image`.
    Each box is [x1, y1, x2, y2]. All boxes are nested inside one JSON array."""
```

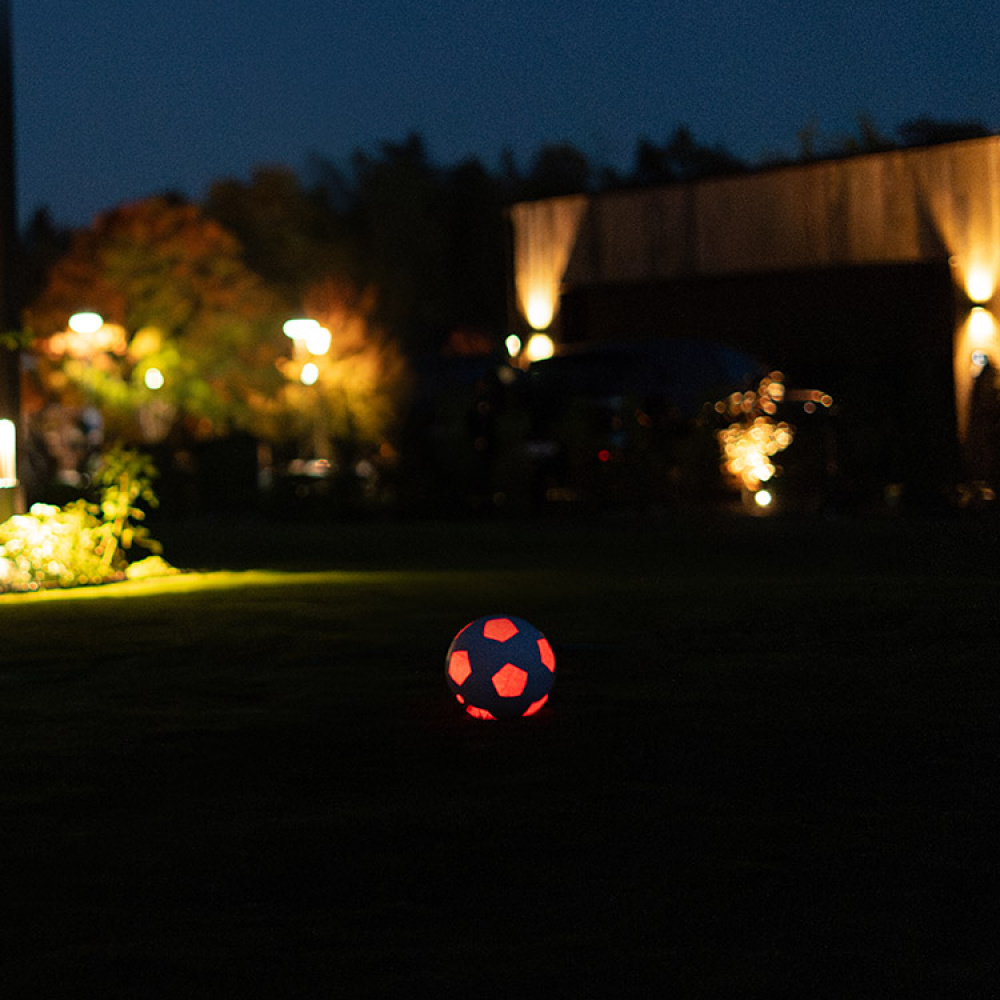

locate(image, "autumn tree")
[[23, 195, 289, 443], [262, 276, 411, 469]]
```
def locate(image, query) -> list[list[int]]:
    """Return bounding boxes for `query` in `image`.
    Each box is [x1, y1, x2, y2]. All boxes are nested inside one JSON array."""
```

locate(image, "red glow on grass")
[[466, 705, 497, 720], [483, 618, 519, 642], [491, 662, 528, 697], [537, 638, 555, 671], [447, 650, 472, 685], [522, 694, 549, 717]]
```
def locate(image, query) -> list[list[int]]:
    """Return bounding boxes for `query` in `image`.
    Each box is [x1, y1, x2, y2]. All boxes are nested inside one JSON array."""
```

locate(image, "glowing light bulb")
[[524, 333, 555, 362], [68, 312, 104, 334], [283, 318, 321, 339], [300, 362, 320, 386], [966, 269, 995, 304], [144, 367, 165, 390], [305, 326, 331, 356], [525, 292, 554, 331]]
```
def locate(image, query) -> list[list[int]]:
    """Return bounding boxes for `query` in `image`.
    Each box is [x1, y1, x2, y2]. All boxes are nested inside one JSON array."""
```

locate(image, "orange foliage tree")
[[23, 195, 290, 443], [261, 276, 411, 466], [24, 195, 412, 473]]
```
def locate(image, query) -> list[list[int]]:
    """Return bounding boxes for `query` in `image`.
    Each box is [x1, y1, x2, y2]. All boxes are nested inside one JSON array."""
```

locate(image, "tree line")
[[10, 113, 992, 508], [19, 114, 993, 356]]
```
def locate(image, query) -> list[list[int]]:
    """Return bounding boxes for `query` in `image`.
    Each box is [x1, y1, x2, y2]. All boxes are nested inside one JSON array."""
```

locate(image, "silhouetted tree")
[[344, 134, 454, 351], [521, 142, 593, 198], [896, 116, 991, 148], [628, 126, 746, 186], [204, 167, 353, 309], [440, 157, 507, 333], [17, 207, 72, 318], [828, 113, 895, 155]]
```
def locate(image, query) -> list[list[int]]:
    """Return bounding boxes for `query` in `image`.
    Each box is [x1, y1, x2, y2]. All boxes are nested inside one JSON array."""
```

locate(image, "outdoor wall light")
[[0, 419, 15, 488], [966, 268, 996, 305], [968, 306, 997, 343], [524, 333, 555, 362], [446, 615, 555, 720]]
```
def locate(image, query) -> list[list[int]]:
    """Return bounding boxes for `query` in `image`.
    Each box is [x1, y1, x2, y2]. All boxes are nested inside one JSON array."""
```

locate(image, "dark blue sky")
[[12, 0, 1000, 227]]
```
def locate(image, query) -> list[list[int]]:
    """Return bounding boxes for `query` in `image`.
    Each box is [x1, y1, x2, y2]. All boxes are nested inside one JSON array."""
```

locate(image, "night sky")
[[12, 0, 1000, 227]]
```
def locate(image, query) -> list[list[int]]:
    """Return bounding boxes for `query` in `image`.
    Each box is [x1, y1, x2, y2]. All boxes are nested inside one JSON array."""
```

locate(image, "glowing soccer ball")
[[446, 615, 556, 720]]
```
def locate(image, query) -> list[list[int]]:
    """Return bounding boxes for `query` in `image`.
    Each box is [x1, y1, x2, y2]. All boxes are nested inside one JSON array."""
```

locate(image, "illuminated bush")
[[713, 372, 834, 506], [0, 446, 165, 592]]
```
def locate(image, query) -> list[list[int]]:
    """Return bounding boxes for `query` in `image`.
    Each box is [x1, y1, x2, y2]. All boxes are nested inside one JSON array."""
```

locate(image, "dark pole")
[[0, 0, 19, 516]]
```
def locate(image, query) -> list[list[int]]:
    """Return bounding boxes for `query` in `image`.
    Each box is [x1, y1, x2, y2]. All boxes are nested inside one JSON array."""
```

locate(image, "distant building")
[[509, 136, 1000, 492]]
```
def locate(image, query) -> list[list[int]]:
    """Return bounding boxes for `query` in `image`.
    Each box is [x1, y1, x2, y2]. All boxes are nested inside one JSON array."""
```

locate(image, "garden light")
[[0, 419, 15, 488], [68, 311, 104, 335], [283, 318, 321, 340], [446, 615, 555, 720]]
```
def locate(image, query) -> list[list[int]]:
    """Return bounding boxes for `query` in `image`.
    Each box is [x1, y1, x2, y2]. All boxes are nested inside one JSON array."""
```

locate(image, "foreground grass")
[[1, 514, 999, 997]]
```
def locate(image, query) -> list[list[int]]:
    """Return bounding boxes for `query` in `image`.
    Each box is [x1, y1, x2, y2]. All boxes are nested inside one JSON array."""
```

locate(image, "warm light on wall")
[[510, 194, 588, 335], [968, 306, 997, 344], [954, 305, 1000, 439], [0, 419, 16, 488], [966, 268, 996, 305], [525, 291, 556, 332]]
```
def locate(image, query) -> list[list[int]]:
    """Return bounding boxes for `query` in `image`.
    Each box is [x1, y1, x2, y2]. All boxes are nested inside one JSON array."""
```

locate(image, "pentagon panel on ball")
[[446, 615, 556, 720]]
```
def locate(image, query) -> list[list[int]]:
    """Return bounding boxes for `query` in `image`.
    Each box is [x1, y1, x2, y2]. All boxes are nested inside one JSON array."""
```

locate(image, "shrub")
[[0, 445, 165, 592]]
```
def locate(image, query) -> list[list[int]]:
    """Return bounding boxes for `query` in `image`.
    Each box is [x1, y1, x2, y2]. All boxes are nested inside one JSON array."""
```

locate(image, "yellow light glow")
[[524, 333, 555, 362], [0, 419, 15, 487], [755, 490, 773, 508], [505, 334, 522, 357], [955, 305, 1000, 441], [144, 367, 165, 391], [283, 318, 321, 340], [525, 291, 555, 331], [718, 416, 794, 491], [305, 325, 332, 356], [968, 306, 997, 344], [966, 268, 996, 304], [300, 362, 320, 386], [68, 311, 104, 334]]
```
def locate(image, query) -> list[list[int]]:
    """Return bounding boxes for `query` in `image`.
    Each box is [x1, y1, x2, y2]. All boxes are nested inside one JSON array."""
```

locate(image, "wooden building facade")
[[510, 137, 1000, 490]]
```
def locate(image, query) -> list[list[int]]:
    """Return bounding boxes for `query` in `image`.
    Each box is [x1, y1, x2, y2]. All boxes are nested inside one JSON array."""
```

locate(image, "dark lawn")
[[1, 513, 999, 997]]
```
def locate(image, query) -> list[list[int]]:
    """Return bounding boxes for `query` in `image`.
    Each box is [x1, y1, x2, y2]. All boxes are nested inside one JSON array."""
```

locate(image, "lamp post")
[[282, 318, 332, 463]]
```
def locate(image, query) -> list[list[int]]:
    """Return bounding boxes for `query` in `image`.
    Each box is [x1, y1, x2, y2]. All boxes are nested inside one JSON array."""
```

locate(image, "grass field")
[[1, 513, 999, 997]]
